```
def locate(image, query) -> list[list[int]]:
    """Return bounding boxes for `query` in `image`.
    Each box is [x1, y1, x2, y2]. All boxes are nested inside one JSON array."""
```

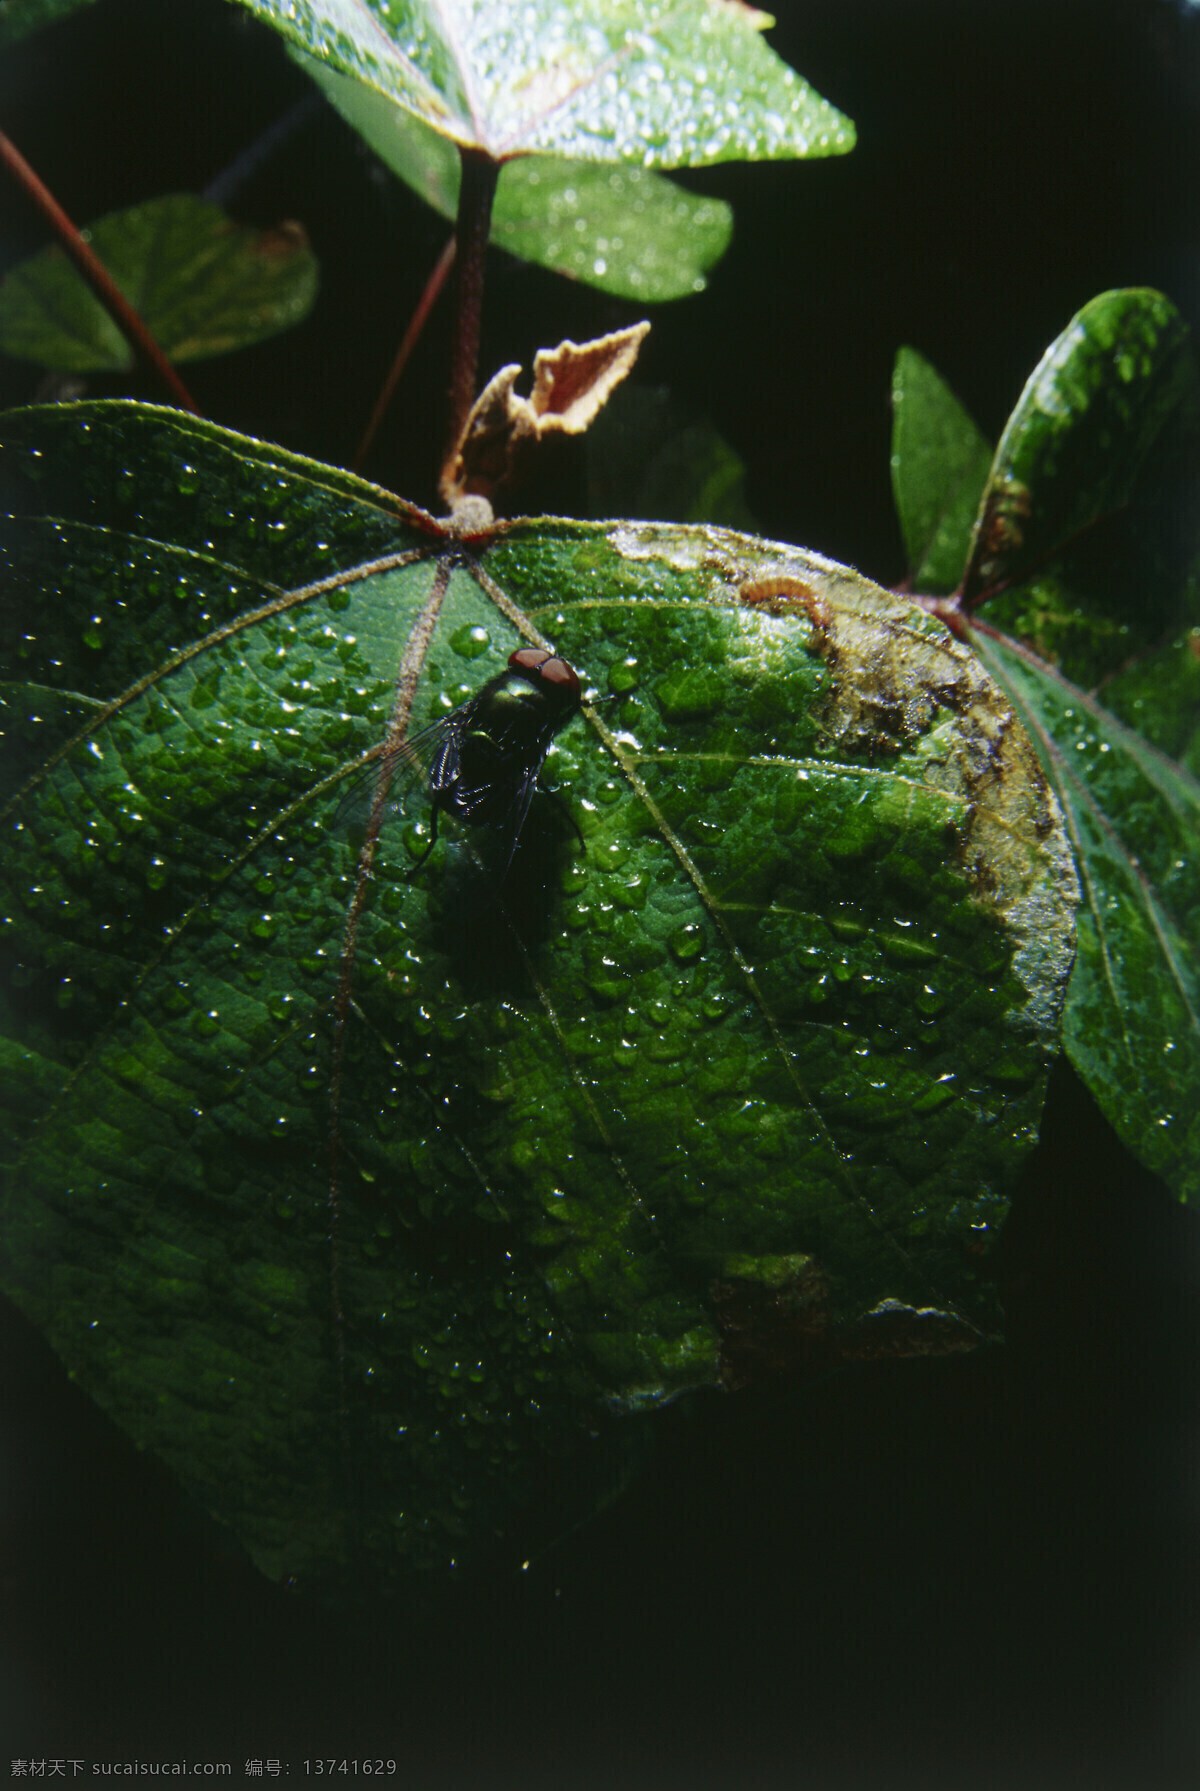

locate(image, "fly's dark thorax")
[[436, 668, 577, 830], [487, 670, 576, 746]]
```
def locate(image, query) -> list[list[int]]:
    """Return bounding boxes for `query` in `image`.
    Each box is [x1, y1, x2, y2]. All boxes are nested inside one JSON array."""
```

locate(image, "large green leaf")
[[233, 0, 854, 167], [944, 290, 1200, 1204], [0, 194, 318, 374], [0, 401, 1074, 1595], [890, 346, 991, 595], [303, 54, 731, 300]]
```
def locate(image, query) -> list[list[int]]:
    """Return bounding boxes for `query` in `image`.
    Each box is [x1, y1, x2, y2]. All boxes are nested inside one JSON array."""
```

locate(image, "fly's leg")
[[405, 800, 442, 877], [540, 785, 585, 852]]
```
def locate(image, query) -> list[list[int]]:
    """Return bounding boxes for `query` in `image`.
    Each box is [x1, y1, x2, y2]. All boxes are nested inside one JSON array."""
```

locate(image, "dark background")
[[2, 1, 1199, 1783]]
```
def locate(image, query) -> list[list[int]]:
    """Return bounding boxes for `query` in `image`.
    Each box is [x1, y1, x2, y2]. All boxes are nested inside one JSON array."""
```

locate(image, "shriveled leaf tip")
[[443, 321, 650, 504]]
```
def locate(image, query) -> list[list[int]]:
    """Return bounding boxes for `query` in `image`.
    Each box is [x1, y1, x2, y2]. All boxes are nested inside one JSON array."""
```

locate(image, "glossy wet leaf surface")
[[888, 291, 1200, 1205], [236, 0, 853, 168], [968, 629, 1200, 1201], [302, 54, 731, 301], [0, 401, 1074, 1595], [0, 194, 318, 373]]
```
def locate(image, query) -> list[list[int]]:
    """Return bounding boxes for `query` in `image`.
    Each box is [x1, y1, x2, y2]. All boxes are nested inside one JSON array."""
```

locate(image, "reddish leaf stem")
[[441, 146, 499, 496], [0, 126, 200, 414], [351, 233, 456, 474]]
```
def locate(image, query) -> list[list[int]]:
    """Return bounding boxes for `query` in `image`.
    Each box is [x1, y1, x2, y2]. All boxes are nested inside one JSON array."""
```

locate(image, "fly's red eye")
[[537, 656, 579, 692], [508, 647, 579, 694], [509, 647, 551, 673]]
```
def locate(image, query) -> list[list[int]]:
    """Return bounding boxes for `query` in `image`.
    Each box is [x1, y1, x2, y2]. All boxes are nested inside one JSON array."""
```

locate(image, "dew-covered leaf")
[[890, 346, 991, 595], [969, 625, 1200, 1202], [941, 289, 1200, 1204], [237, 0, 854, 168], [0, 400, 1075, 1596], [303, 54, 731, 300], [0, 194, 318, 374]]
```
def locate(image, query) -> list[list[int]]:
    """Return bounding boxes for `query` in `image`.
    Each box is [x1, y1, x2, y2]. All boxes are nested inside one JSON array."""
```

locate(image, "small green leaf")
[[969, 625, 1200, 1203], [236, 0, 854, 168], [304, 55, 730, 300], [963, 289, 1195, 604], [0, 194, 318, 373], [0, 401, 1074, 1594], [890, 346, 992, 594], [0, 0, 96, 47]]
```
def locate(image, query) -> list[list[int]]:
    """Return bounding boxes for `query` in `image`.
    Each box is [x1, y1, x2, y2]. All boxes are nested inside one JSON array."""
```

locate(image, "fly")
[[357, 646, 584, 877]]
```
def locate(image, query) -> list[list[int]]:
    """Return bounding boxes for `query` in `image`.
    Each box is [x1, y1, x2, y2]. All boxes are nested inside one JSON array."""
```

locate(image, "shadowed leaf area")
[[0, 402, 1075, 1596], [0, 0, 97, 48]]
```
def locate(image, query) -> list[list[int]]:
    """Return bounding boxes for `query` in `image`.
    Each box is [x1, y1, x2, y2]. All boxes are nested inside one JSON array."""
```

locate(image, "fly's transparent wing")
[[488, 761, 544, 877], [331, 711, 452, 853]]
